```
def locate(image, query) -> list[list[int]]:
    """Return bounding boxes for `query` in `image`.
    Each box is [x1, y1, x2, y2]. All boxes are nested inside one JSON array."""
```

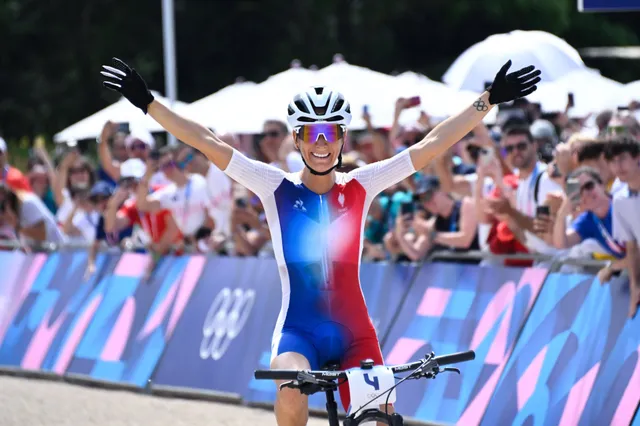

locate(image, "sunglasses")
[[580, 180, 596, 194], [69, 167, 88, 175], [177, 152, 194, 169], [260, 130, 282, 139], [89, 195, 110, 204], [503, 141, 529, 154], [295, 124, 345, 144], [160, 160, 177, 170], [130, 142, 148, 151]]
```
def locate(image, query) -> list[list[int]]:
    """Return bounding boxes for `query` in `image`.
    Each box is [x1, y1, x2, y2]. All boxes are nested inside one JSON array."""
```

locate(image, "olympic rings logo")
[[199, 287, 255, 361]]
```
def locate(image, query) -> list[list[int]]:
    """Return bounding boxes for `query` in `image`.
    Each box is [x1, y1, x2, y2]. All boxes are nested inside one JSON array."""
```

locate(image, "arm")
[[148, 101, 233, 171], [52, 151, 76, 207], [433, 152, 472, 197], [19, 221, 46, 242], [61, 204, 83, 236], [408, 92, 494, 171], [98, 121, 121, 181], [552, 199, 581, 249], [136, 174, 162, 213], [432, 198, 478, 249], [105, 191, 133, 233]]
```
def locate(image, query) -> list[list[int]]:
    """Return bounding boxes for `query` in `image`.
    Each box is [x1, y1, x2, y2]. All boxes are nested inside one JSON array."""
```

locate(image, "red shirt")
[[119, 199, 181, 245], [4, 166, 31, 192]]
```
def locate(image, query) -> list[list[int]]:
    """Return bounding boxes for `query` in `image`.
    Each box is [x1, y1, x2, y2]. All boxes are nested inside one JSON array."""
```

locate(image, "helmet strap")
[[299, 142, 344, 176]]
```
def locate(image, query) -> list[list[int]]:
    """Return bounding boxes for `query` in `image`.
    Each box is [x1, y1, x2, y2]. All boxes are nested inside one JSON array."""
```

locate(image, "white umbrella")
[[443, 30, 586, 92], [528, 68, 625, 117], [54, 91, 189, 143]]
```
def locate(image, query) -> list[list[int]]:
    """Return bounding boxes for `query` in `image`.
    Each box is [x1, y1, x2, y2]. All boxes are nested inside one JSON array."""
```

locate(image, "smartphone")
[[117, 122, 130, 134], [400, 202, 415, 216], [406, 96, 421, 108], [567, 93, 575, 108], [536, 205, 550, 217], [566, 177, 581, 202]]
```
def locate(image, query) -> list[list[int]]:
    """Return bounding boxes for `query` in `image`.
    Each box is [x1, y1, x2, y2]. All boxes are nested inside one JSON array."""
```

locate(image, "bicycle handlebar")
[[253, 350, 476, 381]]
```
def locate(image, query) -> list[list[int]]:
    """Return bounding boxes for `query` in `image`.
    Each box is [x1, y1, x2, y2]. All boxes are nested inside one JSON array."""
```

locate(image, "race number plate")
[[346, 365, 396, 412]]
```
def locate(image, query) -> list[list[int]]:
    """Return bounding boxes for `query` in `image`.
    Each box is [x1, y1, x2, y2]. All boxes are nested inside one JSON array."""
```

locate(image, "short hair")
[[567, 166, 603, 185], [604, 135, 640, 160], [575, 139, 607, 163], [159, 144, 178, 158], [263, 120, 288, 135], [502, 126, 533, 142]]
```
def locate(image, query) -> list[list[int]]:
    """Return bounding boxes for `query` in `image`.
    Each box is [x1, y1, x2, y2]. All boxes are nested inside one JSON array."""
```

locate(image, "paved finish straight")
[[0, 376, 327, 426]]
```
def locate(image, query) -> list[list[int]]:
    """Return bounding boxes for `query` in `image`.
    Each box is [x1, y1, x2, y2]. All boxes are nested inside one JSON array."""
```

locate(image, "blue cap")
[[89, 181, 114, 198], [415, 175, 440, 199]]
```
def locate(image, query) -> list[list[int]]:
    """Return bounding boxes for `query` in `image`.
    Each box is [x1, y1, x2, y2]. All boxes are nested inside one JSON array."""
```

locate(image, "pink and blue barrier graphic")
[[381, 263, 547, 424], [0, 251, 638, 424], [480, 273, 640, 426]]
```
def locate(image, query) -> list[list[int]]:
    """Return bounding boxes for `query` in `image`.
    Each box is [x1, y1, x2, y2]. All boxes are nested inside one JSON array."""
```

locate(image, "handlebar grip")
[[434, 350, 475, 366], [254, 369, 300, 381]]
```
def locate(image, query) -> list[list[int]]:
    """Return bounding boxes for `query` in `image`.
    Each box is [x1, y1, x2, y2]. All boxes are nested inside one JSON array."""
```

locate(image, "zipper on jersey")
[[318, 194, 331, 293]]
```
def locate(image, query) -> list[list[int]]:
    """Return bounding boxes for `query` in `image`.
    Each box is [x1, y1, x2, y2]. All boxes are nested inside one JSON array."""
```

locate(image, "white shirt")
[[151, 174, 213, 236], [21, 193, 66, 244], [55, 188, 99, 243], [515, 163, 562, 254], [205, 164, 233, 236], [613, 186, 640, 244], [610, 178, 628, 198]]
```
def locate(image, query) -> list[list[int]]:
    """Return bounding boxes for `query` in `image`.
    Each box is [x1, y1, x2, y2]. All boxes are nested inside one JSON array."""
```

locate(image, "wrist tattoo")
[[473, 99, 489, 112]]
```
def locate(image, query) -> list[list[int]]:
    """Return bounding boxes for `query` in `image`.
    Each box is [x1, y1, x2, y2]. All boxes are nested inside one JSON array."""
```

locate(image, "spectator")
[[231, 193, 271, 257], [0, 184, 64, 246], [52, 150, 99, 243], [137, 146, 216, 250], [486, 126, 562, 256], [255, 120, 305, 172], [176, 146, 233, 239], [530, 119, 558, 163], [0, 137, 31, 192], [606, 111, 640, 139], [104, 158, 181, 263], [27, 161, 57, 215], [96, 121, 129, 186], [84, 181, 122, 278], [541, 167, 625, 262], [98, 121, 168, 186], [608, 136, 640, 317]]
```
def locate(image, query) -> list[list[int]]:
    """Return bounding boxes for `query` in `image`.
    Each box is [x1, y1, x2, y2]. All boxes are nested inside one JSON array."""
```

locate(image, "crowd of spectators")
[[1, 96, 639, 315]]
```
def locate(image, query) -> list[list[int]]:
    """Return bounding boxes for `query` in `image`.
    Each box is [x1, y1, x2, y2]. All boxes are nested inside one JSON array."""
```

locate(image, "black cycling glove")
[[101, 58, 155, 114], [487, 60, 541, 105]]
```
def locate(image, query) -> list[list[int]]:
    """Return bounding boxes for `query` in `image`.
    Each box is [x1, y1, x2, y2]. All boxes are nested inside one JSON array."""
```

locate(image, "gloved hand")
[[486, 60, 541, 105], [100, 58, 155, 114]]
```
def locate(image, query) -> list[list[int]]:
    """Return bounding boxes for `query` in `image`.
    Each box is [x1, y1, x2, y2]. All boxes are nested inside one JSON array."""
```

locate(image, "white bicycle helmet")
[[287, 86, 352, 128]]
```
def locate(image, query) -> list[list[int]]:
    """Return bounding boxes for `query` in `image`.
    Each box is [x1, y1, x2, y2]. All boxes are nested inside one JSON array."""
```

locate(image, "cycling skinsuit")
[[224, 149, 416, 410]]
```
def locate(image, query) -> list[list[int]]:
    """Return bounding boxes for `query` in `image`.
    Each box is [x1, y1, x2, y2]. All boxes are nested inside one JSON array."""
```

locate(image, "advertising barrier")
[[481, 273, 640, 426], [0, 251, 638, 425], [381, 263, 548, 424]]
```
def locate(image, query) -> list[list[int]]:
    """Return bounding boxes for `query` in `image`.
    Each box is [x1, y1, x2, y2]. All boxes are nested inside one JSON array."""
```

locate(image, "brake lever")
[[442, 367, 460, 375], [279, 380, 300, 391]]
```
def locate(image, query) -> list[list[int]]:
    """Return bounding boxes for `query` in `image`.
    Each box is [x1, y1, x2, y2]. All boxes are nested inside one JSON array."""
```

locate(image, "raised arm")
[[408, 61, 540, 171], [101, 58, 233, 171]]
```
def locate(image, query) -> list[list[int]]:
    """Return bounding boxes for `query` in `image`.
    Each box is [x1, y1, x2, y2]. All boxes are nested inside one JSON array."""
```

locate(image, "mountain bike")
[[254, 349, 475, 425]]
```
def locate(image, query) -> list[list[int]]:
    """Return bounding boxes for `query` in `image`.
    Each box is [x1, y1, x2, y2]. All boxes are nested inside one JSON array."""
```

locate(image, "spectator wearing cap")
[[486, 126, 562, 257], [104, 158, 181, 258], [530, 119, 558, 164], [0, 137, 31, 192], [136, 146, 215, 251], [607, 136, 640, 317]]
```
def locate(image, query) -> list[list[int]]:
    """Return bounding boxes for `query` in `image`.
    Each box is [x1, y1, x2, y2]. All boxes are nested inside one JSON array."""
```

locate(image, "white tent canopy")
[[443, 30, 586, 92], [528, 68, 625, 117], [54, 91, 189, 143]]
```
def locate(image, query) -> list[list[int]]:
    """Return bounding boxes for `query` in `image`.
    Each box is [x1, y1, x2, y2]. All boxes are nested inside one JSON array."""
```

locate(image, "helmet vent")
[[313, 87, 323, 95], [333, 99, 344, 113], [294, 99, 310, 114]]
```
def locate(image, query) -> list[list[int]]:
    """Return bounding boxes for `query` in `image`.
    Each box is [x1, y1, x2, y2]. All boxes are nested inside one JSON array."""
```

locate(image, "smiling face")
[[293, 124, 346, 174], [574, 172, 608, 213]]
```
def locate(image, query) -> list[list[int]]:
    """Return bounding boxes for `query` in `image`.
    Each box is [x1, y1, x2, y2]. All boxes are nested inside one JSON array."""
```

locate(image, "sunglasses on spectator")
[[160, 160, 177, 170], [580, 180, 596, 194], [177, 152, 194, 169], [260, 130, 282, 139], [295, 124, 345, 144], [503, 141, 529, 154], [89, 195, 110, 204], [130, 142, 148, 151], [69, 167, 88, 175]]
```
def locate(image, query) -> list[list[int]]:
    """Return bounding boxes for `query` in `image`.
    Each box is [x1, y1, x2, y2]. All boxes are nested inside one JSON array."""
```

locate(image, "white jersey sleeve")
[[223, 149, 286, 200], [347, 149, 416, 198]]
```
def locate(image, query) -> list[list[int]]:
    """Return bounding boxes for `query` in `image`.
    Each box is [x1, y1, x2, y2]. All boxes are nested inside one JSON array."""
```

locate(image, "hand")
[[487, 60, 541, 105], [597, 265, 614, 285], [413, 215, 435, 236], [545, 192, 565, 215], [101, 58, 155, 114], [486, 196, 512, 216], [100, 121, 119, 143], [362, 107, 372, 124], [394, 98, 409, 114], [395, 213, 411, 234], [533, 214, 554, 236], [418, 110, 431, 128], [61, 150, 79, 168], [554, 143, 573, 177], [110, 187, 130, 207]]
